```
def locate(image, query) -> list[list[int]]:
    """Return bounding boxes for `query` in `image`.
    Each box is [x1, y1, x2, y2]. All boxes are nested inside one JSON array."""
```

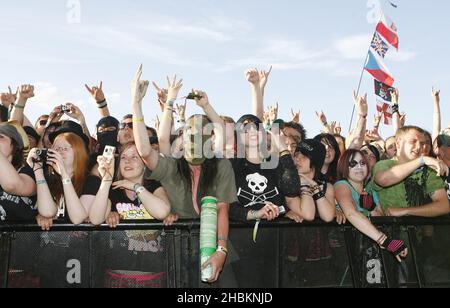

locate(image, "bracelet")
[[216, 245, 228, 256], [36, 180, 47, 185], [167, 99, 176, 107], [62, 178, 72, 185], [14, 104, 25, 109], [133, 117, 145, 123], [217, 236, 228, 242], [322, 121, 328, 127]]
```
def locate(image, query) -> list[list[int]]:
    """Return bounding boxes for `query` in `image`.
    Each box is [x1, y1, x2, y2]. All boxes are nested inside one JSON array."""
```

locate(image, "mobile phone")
[[103, 146, 116, 163]]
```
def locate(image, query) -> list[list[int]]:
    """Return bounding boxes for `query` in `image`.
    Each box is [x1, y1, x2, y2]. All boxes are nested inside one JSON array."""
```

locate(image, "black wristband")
[[313, 190, 326, 201], [391, 104, 399, 114]]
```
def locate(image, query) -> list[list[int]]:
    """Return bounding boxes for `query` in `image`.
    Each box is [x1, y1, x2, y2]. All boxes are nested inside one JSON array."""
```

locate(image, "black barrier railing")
[[1, 217, 450, 288]]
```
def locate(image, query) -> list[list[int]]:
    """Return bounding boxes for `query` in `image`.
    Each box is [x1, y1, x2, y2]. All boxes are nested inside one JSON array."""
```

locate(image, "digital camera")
[[60, 105, 71, 113], [34, 149, 48, 164], [186, 93, 203, 100]]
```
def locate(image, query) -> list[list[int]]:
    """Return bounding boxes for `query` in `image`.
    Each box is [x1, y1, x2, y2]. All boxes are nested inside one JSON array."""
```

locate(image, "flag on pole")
[[376, 101, 393, 125], [371, 33, 390, 58], [376, 14, 399, 49], [365, 49, 395, 86], [374, 80, 396, 102]]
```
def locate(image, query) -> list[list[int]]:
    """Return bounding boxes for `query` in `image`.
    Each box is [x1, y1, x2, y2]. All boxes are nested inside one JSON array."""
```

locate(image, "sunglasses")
[[349, 160, 367, 169], [120, 122, 133, 130], [39, 120, 48, 126]]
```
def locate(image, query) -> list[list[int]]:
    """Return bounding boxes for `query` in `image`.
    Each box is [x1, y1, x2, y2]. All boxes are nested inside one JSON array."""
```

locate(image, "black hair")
[[10, 138, 25, 169], [313, 133, 341, 183], [176, 157, 218, 200], [283, 121, 307, 141]]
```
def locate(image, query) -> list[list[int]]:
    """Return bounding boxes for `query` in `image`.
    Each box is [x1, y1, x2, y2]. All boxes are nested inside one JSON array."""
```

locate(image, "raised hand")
[[335, 122, 342, 135], [18, 84, 35, 101], [0, 86, 18, 107], [97, 155, 115, 181], [373, 113, 382, 129], [245, 68, 260, 85], [390, 88, 399, 105], [268, 102, 279, 123], [259, 65, 273, 90], [353, 91, 368, 117], [432, 87, 440, 103], [315, 110, 328, 126], [166, 75, 183, 102], [191, 89, 209, 109], [65, 103, 86, 122], [152, 81, 168, 112], [291, 108, 300, 124], [85, 81, 105, 103], [131, 64, 149, 104], [46, 150, 69, 178], [400, 113, 406, 127], [175, 102, 187, 121]]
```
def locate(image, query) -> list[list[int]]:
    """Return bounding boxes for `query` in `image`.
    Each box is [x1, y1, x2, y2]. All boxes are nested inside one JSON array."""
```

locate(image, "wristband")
[[36, 180, 47, 185], [134, 184, 145, 195], [167, 99, 176, 107], [14, 104, 25, 109], [391, 104, 399, 114], [133, 117, 145, 123], [97, 100, 108, 109], [62, 178, 72, 185]]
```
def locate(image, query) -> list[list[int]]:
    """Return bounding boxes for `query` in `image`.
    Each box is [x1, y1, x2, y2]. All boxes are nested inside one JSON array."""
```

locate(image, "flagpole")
[[347, 37, 373, 133], [348, 12, 384, 133]]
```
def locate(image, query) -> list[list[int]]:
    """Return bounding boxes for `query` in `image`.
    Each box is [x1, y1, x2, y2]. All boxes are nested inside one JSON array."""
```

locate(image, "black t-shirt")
[[110, 180, 162, 220], [0, 165, 37, 221], [229, 156, 300, 222], [54, 175, 102, 221]]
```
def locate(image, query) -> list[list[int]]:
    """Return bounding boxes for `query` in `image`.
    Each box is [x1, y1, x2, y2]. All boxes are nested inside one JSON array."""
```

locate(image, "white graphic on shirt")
[[237, 173, 279, 207], [0, 205, 6, 221]]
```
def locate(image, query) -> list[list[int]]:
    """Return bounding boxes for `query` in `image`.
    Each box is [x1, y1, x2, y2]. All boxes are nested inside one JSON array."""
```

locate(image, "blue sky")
[[1, 0, 449, 138]]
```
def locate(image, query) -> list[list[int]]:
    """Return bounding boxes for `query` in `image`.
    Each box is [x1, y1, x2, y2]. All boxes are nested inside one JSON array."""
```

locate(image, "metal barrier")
[[1, 217, 450, 288]]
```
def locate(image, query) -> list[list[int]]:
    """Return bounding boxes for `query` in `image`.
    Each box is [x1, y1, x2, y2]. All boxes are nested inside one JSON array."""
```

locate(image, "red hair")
[[49, 133, 89, 200], [337, 149, 369, 181]]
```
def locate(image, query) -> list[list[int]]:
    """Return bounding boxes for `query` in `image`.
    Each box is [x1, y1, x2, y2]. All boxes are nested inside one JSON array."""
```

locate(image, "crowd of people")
[[0, 64, 449, 285]]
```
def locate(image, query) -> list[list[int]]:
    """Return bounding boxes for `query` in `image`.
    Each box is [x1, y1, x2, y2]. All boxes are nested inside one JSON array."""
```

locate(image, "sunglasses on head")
[[120, 122, 133, 130], [349, 160, 366, 169]]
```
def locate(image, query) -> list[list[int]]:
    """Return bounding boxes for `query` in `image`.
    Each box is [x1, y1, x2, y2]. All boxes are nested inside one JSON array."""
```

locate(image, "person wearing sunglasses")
[[118, 115, 135, 146], [335, 149, 408, 274]]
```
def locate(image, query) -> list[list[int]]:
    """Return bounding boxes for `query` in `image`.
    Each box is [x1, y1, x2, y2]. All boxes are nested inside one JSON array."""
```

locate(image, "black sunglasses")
[[120, 122, 133, 130], [39, 120, 48, 126]]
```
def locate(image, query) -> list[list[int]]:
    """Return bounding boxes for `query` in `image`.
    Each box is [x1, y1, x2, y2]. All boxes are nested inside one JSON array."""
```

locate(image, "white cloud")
[[334, 34, 372, 60]]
